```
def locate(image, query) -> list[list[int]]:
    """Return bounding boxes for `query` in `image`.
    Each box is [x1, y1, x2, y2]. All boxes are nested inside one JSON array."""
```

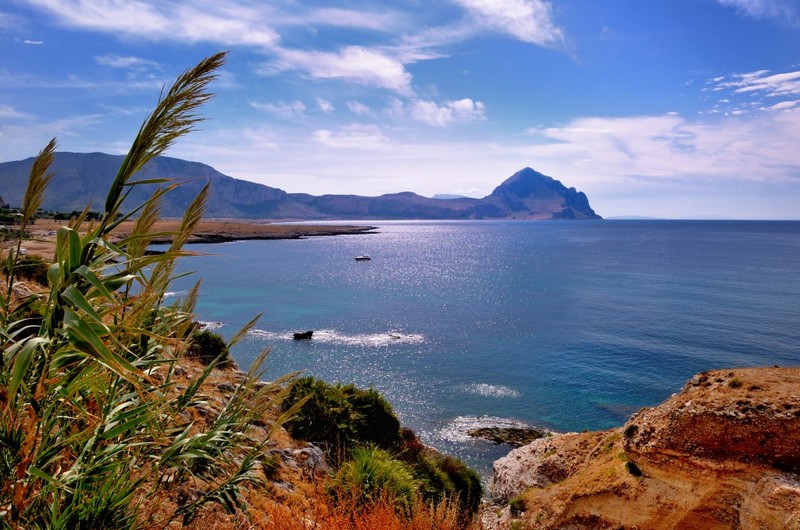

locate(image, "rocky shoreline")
[[481, 367, 800, 529]]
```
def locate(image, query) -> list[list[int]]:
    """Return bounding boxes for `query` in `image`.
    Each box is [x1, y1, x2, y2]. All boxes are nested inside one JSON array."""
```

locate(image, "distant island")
[[0, 153, 601, 221]]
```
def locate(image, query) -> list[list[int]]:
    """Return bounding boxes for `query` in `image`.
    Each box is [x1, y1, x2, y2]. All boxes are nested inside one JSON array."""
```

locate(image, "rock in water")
[[467, 427, 546, 447]]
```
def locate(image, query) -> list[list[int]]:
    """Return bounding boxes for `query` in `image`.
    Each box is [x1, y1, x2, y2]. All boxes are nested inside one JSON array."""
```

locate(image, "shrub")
[[626, 461, 643, 477], [434, 455, 483, 513], [187, 329, 236, 369], [412, 454, 455, 504], [282, 377, 402, 461], [330, 446, 417, 511], [729, 377, 744, 388], [509, 495, 526, 517]]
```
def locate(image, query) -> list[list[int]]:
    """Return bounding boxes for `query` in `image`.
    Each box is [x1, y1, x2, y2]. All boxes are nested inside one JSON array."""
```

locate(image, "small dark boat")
[[354, 255, 371, 261], [293, 331, 314, 340]]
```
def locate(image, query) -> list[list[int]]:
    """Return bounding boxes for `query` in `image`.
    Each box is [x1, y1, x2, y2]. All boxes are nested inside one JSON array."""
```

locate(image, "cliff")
[[484, 367, 800, 529]]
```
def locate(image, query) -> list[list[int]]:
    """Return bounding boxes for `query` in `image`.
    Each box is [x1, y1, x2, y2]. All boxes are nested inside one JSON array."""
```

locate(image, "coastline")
[[5, 218, 378, 258]]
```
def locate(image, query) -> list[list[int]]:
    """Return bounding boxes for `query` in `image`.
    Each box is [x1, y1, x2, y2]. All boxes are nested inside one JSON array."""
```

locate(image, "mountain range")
[[0, 152, 601, 220]]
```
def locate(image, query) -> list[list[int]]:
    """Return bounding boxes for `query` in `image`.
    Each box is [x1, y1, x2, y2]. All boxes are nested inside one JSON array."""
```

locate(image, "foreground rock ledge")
[[483, 367, 800, 530]]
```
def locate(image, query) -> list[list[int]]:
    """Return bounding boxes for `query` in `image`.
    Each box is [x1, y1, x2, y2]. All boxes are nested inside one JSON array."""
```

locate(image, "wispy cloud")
[[316, 97, 334, 113], [19, 0, 568, 99], [410, 98, 486, 126], [346, 101, 371, 116], [278, 7, 409, 32], [453, 0, 566, 48], [704, 69, 800, 114], [95, 54, 159, 69], [523, 110, 800, 187], [0, 104, 32, 119], [313, 124, 389, 150], [250, 100, 307, 120], [271, 46, 413, 95], [22, 0, 280, 47], [717, 0, 800, 24], [23, 39, 44, 44]]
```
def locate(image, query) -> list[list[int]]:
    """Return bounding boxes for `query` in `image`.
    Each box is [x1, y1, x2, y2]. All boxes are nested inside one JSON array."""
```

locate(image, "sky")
[[2, 0, 800, 219]]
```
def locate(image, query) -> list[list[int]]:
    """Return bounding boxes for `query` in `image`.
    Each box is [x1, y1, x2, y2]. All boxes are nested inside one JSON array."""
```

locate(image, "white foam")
[[198, 321, 224, 330], [439, 415, 539, 443], [248, 328, 424, 347], [463, 383, 521, 398]]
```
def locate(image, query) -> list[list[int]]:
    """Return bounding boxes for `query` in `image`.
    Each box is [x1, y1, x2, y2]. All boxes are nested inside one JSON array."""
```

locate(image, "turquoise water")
[[165, 220, 800, 475]]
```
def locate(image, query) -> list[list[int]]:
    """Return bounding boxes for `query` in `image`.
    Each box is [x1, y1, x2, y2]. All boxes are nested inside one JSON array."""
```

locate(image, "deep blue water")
[[164, 220, 800, 475]]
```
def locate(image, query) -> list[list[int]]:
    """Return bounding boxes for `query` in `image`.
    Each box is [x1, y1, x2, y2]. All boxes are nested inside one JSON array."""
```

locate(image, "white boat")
[[354, 255, 371, 261]]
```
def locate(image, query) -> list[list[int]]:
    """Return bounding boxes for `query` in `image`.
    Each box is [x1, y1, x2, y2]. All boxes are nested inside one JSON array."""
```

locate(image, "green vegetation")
[[729, 377, 744, 388], [283, 376, 403, 459], [331, 446, 418, 511], [626, 461, 643, 477], [0, 52, 305, 529], [283, 376, 483, 514], [508, 495, 525, 516], [187, 328, 236, 369]]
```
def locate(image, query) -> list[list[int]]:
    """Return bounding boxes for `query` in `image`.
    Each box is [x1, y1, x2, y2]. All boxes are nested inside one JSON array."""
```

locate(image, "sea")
[[162, 220, 800, 476]]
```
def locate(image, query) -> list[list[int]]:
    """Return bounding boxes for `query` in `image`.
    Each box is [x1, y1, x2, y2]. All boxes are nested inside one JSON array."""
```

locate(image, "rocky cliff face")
[[483, 367, 800, 529]]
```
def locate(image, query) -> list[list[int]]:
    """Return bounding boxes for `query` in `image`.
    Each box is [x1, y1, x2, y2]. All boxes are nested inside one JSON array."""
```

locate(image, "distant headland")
[[0, 152, 601, 221]]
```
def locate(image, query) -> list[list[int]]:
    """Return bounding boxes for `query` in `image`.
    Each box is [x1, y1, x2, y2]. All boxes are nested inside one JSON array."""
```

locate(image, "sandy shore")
[[4, 219, 377, 260]]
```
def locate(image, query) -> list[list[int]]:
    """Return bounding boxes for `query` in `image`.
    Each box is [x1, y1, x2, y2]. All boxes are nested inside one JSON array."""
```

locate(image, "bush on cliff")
[[187, 328, 236, 369], [282, 376, 402, 460], [330, 446, 418, 511], [283, 376, 483, 515]]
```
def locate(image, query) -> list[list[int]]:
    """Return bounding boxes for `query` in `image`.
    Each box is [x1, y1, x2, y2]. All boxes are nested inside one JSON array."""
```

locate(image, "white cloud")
[[769, 100, 799, 110], [715, 70, 800, 96], [316, 98, 334, 113], [280, 7, 408, 32], [250, 100, 306, 120], [95, 54, 159, 69], [0, 104, 32, 120], [0, 11, 19, 29], [717, 0, 800, 23], [346, 101, 371, 116], [410, 98, 486, 126], [23, 39, 44, 44], [454, 0, 566, 48], [312, 124, 389, 150], [273, 46, 413, 95], [704, 69, 800, 115], [21, 0, 280, 47], [522, 110, 800, 187]]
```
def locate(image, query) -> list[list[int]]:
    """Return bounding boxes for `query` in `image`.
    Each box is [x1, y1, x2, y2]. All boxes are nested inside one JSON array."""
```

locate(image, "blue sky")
[[2, 0, 800, 219]]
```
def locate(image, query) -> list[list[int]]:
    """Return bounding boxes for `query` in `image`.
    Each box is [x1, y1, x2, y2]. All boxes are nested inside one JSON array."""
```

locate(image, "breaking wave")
[[198, 321, 224, 330], [248, 328, 424, 347], [462, 383, 521, 398]]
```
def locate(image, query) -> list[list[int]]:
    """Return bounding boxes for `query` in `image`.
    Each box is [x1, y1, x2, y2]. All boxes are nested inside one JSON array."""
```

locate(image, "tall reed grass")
[[0, 52, 302, 530]]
